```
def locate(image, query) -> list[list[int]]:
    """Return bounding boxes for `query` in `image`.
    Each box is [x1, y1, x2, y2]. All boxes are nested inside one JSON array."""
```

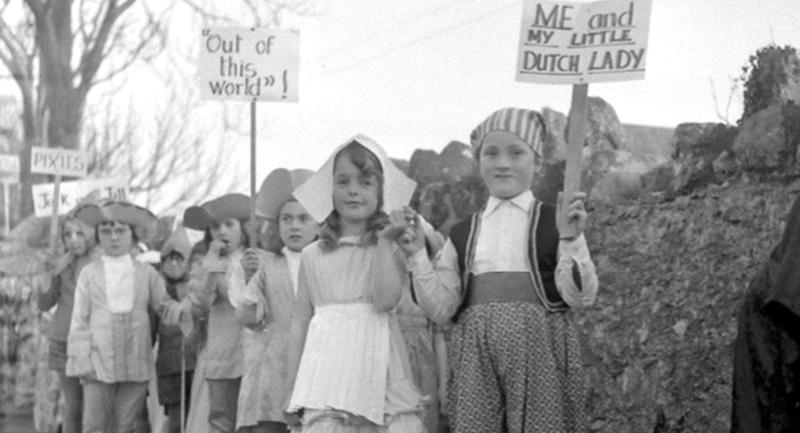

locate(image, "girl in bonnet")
[[285, 135, 427, 432], [404, 108, 599, 433], [66, 200, 191, 433]]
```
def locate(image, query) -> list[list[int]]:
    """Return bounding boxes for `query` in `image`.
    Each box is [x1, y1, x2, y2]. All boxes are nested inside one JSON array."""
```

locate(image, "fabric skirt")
[[237, 323, 293, 429], [289, 303, 425, 428], [448, 302, 586, 433]]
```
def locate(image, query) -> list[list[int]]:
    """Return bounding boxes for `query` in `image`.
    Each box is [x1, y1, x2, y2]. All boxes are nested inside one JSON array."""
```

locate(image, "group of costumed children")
[[38, 107, 601, 433]]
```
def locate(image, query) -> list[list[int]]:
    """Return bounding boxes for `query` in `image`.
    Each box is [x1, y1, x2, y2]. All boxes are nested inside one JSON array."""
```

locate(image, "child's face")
[[63, 220, 90, 256], [189, 252, 204, 275], [333, 154, 380, 225], [161, 252, 188, 280], [279, 201, 319, 252], [208, 223, 222, 241], [219, 217, 244, 253], [478, 131, 537, 199], [97, 221, 133, 257]]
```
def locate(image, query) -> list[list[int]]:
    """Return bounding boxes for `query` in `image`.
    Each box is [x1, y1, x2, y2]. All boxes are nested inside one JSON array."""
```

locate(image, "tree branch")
[[77, 0, 137, 97]]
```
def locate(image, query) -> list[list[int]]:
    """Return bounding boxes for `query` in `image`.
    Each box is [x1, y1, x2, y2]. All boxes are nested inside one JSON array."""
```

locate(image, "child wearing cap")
[[38, 215, 97, 433], [154, 225, 199, 433], [403, 108, 599, 433], [232, 168, 320, 433], [65, 201, 192, 433], [285, 136, 427, 432], [183, 193, 256, 433]]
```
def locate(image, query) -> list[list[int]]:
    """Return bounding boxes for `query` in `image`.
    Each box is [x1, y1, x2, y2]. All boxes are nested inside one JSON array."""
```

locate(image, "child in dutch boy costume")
[[65, 200, 192, 433], [404, 108, 599, 433], [183, 193, 259, 433], [232, 168, 320, 433], [285, 135, 427, 433]]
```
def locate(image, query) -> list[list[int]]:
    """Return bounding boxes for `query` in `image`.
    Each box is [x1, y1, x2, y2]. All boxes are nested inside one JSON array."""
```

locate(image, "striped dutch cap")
[[470, 107, 546, 156]]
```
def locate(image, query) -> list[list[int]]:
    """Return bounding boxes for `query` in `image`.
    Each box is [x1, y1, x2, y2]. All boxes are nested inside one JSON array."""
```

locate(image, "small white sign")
[[30, 147, 90, 177], [198, 27, 300, 102], [516, 0, 653, 84], [32, 177, 128, 217], [0, 154, 19, 183]]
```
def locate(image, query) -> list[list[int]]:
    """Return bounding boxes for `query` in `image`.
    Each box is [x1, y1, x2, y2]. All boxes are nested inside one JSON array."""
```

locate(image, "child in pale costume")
[[183, 193, 258, 433], [232, 168, 320, 433], [285, 135, 427, 433], [66, 200, 193, 433], [38, 213, 97, 433], [404, 108, 599, 433]]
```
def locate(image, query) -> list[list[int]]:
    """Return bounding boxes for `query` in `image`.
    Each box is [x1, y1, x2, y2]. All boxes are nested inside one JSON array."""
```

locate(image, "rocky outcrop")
[[582, 178, 800, 433], [732, 103, 800, 171], [672, 123, 738, 193]]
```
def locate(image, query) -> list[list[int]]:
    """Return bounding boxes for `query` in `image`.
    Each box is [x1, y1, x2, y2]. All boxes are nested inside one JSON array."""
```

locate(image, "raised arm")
[[65, 268, 94, 378], [147, 267, 191, 326], [234, 263, 269, 330], [555, 235, 598, 308], [37, 274, 62, 312], [406, 238, 463, 325]]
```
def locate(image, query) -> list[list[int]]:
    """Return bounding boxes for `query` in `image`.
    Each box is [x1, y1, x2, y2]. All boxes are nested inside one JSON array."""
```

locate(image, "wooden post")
[[48, 171, 61, 253], [3, 181, 9, 235], [249, 100, 258, 248], [561, 83, 589, 239]]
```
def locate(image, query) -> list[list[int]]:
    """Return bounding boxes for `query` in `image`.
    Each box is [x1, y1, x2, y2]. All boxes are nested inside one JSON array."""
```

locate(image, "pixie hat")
[[183, 193, 251, 231], [470, 108, 546, 156], [255, 168, 314, 220], [73, 200, 158, 240], [293, 134, 417, 223], [161, 225, 192, 260]]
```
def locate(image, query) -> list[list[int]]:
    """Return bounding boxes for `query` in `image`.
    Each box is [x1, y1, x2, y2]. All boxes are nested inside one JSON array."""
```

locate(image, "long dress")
[[287, 237, 426, 433], [234, 249, 298, 429]]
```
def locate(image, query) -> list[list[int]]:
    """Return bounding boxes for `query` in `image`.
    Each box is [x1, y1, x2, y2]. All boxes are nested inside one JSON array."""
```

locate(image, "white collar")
[[281, 246, 302, 258], [101, 254, 133, 265], [484, 190, 534, 217]]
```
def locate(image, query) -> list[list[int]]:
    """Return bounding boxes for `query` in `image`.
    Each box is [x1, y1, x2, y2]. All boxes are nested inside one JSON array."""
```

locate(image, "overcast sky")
[[226, 0, 800, 178], [4, 0, 799, 211]]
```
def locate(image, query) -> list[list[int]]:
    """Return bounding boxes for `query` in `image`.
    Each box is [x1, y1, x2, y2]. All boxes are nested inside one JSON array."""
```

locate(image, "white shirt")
[[101, 254, 135, 313], [406, 190, 599, 323], [282, 246, 303, 296]]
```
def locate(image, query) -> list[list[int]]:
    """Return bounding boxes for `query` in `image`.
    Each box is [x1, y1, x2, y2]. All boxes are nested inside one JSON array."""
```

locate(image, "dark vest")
[[449, 199, 580, 316]]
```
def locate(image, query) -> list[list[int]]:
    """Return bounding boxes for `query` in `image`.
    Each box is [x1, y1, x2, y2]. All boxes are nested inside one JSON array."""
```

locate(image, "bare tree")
[[0, 0, 318, 221], [709, 76, 742, 126], [0, 0, 166, 219], [83, 77, 245, 215]]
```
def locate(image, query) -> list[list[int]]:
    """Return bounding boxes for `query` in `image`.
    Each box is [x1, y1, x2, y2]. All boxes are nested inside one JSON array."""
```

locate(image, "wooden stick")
[[180, 339, 186, 433], [3, 181, 9, 235], [561, 83, 589, 239], [49, 171, 61, 254], [249, 100, 258, 248]]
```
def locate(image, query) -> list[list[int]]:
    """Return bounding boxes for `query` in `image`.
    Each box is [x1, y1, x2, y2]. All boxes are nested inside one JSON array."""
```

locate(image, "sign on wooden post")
[[30, 147, 89, 177], [197, 27, 300, 247], [198, 28, 300, 102], [515, 0, 652, 237], [32, 178, 129, 218]]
